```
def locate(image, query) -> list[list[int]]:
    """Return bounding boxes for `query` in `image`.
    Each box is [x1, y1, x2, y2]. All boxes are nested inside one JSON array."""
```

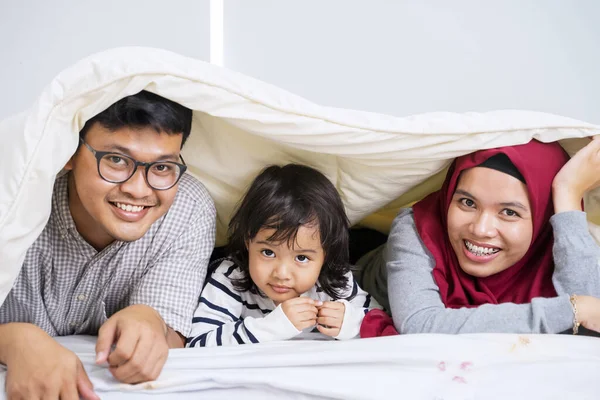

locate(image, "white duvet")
[[1, 334, 599, 400], [1, 47, 600, 399]]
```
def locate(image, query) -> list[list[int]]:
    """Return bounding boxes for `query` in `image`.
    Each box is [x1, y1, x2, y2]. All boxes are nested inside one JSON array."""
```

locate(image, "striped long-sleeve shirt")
[[186, 259, 380, 347]]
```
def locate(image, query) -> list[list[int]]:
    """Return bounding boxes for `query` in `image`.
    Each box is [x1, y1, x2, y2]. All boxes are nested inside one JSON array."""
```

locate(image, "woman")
[[367, 138, 600, 335]]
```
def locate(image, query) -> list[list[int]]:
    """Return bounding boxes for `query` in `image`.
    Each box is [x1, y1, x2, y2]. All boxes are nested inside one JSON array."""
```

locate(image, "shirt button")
[[70, 322, 77, 328], [77, 294, 87, 301]]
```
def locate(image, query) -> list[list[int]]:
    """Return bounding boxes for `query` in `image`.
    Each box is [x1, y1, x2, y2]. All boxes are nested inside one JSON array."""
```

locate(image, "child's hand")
[[281, 297, 319, 331], [316, 301, 346, 337]]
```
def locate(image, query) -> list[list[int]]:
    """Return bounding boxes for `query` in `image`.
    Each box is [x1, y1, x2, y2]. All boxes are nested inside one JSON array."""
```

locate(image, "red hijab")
[[413, 140, 570, 307]]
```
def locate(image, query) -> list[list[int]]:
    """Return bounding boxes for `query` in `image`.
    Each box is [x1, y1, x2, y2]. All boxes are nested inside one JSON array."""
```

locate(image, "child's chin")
[[269, 294, 295, 305]]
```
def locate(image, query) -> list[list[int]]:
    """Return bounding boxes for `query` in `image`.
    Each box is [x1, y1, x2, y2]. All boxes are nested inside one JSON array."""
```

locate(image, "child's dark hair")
[[227, 164, 351, 299], [79, 90, 193, 148]]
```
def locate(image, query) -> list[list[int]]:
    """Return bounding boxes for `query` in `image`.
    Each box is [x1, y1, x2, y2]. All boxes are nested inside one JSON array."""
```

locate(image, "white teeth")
[[464, 240, 499, 256], [114, 202, 145, 212]]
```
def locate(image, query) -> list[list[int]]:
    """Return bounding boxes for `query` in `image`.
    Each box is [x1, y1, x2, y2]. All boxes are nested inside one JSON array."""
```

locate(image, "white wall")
[[0, 0, 210, 119], [225, 0, 600, 123], [1, 1, 598, 123]]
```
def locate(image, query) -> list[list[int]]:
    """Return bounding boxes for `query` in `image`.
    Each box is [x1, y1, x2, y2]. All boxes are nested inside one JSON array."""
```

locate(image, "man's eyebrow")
[[106, 145, 179, 161]]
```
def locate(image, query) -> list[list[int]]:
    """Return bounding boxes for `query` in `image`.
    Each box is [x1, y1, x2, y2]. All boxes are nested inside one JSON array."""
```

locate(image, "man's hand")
[[0, 323, 98, 400], [280, 297, 320, 331], [316, 301, 346, 337], [166, 327, 186, 348], [95, 304, 169, 384]]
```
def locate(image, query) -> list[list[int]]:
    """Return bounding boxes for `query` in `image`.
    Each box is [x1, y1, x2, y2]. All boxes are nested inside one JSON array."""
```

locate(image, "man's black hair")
[[79, 90, 192, 147]]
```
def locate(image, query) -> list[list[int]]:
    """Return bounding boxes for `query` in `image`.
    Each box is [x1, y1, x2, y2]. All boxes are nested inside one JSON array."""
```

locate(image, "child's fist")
[[316, 301, 345, 337], [281, 297, 320, 331]]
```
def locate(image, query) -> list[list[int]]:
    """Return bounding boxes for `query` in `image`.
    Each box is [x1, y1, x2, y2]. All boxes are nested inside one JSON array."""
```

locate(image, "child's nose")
[[273, 262, 291, 280]]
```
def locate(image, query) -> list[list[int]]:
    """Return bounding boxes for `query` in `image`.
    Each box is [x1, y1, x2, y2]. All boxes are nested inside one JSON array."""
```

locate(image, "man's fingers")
[[40, 381, 61, 400], [59, 380, 80, 400], [110, 345, 150, 383], [95, 320, 117, 364], [76, 363, 100, 400], [115, 346, 167, 384], [146, 350, 169, 381], [107, 329, 140, 367], [149, 356, 167, 383], [109, 330, 156, 383]]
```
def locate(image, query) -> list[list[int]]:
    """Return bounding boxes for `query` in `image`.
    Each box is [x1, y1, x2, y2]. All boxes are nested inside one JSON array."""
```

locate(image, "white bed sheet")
[[1, 334, 597, 399]]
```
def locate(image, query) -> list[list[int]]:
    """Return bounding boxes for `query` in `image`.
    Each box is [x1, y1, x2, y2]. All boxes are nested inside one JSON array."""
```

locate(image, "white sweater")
[[187, 259, 379, 347]]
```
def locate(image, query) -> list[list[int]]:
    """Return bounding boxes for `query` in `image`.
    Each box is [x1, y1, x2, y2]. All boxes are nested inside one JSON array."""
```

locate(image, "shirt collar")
[[53, 172, 77, 236]]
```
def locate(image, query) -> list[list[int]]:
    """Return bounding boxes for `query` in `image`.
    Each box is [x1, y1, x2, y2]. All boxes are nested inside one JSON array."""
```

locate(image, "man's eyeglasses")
[[79, 138, 187, 191]]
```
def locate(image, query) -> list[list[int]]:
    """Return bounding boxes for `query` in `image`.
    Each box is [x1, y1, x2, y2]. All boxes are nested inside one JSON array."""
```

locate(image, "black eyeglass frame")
[[79, 138, 188, 191]]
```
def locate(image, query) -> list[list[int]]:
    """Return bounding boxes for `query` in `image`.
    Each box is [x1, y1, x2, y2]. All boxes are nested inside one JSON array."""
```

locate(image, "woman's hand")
[[552, 137, 600, 213], [574, 295, 600, 333]]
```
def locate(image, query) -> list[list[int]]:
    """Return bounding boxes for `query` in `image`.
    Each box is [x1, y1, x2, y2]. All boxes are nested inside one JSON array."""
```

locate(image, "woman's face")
[[447, 167, 534, 278]]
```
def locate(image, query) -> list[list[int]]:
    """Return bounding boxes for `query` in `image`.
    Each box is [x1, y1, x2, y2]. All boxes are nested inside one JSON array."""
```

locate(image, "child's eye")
[[295, 255, 310, 263], [459, 198, 475, 208], [261, 249, 275, 258], [501, 209, 520, 218]]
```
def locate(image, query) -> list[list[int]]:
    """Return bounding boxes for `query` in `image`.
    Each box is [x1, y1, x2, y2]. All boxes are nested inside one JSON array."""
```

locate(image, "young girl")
[[187, 164, 378, 347], [365, 138, 600, 335]]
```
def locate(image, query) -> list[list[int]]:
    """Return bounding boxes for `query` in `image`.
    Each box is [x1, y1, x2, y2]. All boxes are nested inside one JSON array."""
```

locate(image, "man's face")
[[65, 123, 183, 250]]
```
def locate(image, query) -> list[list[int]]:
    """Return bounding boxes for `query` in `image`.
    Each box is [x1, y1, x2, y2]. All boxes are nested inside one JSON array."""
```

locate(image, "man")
[[0, 91, 216, 399]]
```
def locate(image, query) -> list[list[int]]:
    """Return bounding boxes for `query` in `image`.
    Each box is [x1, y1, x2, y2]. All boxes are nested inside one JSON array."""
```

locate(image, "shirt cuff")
[[534, 294, 574, 334], [130, 302, 189, 336], [334, 300, 364, 340], [245, 304, 301, 342]]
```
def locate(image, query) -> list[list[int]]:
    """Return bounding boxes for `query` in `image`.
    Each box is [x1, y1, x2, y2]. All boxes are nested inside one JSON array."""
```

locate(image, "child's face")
[[247, 224, 325, 305], [447, 167, 533, 278]]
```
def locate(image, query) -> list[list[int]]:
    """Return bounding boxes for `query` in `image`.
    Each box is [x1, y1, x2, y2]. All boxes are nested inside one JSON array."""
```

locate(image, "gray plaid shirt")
[[0, 172, 216, 336]]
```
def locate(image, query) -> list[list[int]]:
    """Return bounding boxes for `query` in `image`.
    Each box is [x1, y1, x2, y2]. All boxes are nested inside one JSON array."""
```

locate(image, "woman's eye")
[[295, 255, 310, 263], [502, 209, 520, 218], [261, 249, 275, 258], [460, 198, 475, 208]]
